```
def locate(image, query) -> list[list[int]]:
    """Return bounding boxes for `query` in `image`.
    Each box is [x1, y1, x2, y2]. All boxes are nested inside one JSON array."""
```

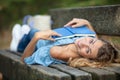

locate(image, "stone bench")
[[0, 5, 120, 80]]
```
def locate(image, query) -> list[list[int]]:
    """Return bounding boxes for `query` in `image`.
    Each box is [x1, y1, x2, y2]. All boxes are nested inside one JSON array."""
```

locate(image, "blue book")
[[52, 26, 96, 40]]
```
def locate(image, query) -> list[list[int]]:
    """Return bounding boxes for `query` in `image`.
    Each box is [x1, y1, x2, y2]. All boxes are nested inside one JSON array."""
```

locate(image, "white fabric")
[[28, 15, 51, 30], [21, 25, 30, 38], [10, 24, 30, 52], [10, 24, 22, 51]]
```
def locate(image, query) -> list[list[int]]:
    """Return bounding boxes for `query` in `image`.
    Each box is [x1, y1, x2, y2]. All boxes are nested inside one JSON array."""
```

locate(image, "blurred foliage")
[[0, 0, 120, 31]]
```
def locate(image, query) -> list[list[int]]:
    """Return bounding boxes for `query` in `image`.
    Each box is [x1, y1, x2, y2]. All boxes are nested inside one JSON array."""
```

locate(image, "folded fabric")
[[52, 26, 95, 40]]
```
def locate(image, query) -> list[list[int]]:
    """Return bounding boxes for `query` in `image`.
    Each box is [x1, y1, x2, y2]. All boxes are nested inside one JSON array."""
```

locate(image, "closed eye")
[[86, 47, 91, 54], [89, 39, 94, 44]]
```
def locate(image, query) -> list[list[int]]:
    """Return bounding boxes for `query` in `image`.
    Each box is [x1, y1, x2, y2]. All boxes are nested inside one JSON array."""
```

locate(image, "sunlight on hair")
[[68, 58, 108, 68]]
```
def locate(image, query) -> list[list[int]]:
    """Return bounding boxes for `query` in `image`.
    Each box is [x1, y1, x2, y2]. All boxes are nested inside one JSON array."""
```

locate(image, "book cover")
[[52, 26, 95, 40]]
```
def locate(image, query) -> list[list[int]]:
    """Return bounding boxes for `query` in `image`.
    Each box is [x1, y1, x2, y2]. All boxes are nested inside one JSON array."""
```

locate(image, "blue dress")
[[24, 26, 96, 66]]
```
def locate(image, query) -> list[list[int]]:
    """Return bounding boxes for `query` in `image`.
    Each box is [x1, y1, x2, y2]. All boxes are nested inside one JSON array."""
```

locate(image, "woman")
[[10, 18, 119, 67]]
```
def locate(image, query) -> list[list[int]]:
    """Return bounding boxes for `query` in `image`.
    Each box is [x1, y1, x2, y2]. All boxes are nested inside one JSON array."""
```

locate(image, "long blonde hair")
[[68, 58, 106, 68], [68, 40, 120, 68], [68, 56, 120, 68]]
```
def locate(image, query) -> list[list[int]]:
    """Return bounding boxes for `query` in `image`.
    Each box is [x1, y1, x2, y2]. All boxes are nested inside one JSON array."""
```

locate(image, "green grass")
[[57, 0, 113, 8]]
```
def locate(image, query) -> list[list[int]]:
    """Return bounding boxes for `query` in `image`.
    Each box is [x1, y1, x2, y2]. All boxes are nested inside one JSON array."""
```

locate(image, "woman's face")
[[75, 37, 104, 59]]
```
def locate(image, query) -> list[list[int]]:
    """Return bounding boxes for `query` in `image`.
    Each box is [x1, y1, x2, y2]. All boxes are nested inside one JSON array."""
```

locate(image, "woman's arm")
[[21, 30, 61, 62], [64, 18, 95, 32], [20, 35, 38, 62]]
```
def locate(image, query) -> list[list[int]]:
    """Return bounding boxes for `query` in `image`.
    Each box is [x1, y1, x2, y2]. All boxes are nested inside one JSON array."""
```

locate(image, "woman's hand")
[[64, 18, 90, 28], [34, 30, 61, 41], [64, 18, 96, 33]]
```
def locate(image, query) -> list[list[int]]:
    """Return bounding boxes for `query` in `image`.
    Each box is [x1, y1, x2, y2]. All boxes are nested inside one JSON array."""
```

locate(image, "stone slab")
[[51, 64, 92, 80], [79, 67, 116, 80], [50, 5, 120, 35], [0, 50, 71, 80], [103, 66, 120, 80]]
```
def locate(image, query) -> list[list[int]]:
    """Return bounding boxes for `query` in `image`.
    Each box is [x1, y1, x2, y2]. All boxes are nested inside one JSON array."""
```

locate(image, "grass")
[[59, 0, 109, 8]]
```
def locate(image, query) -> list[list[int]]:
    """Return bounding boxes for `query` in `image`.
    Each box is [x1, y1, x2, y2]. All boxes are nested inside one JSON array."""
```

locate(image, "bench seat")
[[0, 50, 120, 80]]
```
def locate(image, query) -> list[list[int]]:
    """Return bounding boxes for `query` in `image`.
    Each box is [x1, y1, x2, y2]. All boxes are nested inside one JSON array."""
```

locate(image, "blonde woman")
[[10, 18, 119, 67]]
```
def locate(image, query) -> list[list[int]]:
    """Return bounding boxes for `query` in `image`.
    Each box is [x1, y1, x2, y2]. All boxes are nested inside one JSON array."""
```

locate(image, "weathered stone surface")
[[50, 5, 120, 35], [103, 66, 120, 80], [79, 67, 116, 80], [0, 50, 71, 80], [0, 49, 120, 80], [51, 64, 92, 80]]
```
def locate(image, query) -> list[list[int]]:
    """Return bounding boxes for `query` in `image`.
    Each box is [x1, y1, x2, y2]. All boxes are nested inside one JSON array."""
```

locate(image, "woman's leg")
[[17, 28, 39, 53]]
